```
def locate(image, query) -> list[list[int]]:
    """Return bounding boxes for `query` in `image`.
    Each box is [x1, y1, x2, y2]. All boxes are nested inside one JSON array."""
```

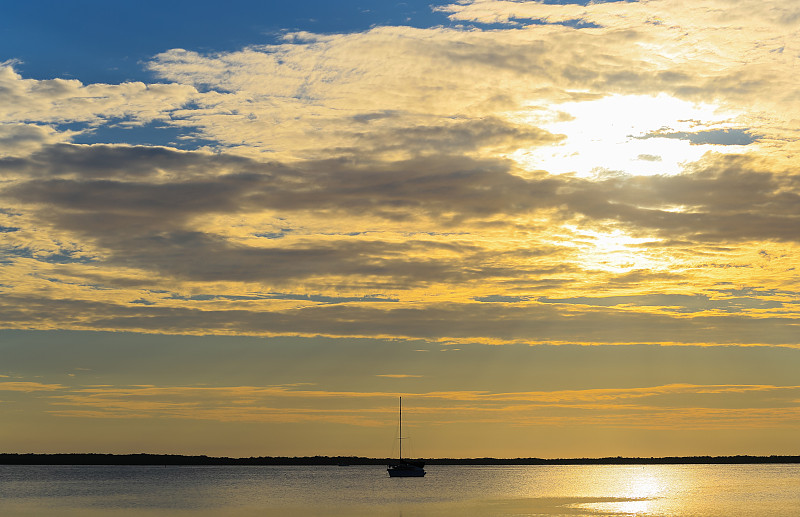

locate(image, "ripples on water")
[[1, 463, 798, 516]]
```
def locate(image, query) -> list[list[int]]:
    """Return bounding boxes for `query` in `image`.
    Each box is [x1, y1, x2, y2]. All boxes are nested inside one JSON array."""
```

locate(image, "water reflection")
[[553, 465, 686, 515], [574, 498, 653, 515], [1, 464, 798, 516]]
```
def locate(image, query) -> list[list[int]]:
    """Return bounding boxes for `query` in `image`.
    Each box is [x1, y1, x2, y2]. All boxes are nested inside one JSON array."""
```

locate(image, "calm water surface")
[[1, 464, 798, 516]]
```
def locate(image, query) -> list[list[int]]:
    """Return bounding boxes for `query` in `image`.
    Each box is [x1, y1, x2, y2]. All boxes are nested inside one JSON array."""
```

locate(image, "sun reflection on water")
[[574, 498, 653, 515], [563, 465, 684, 515]]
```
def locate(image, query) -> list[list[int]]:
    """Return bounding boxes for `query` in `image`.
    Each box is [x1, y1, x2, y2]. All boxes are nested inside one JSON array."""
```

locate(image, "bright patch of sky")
[[509, 94, 749, 177]]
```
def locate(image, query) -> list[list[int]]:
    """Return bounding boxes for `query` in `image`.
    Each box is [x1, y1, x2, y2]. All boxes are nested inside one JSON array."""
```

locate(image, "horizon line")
[[2, 453, 799, 466]]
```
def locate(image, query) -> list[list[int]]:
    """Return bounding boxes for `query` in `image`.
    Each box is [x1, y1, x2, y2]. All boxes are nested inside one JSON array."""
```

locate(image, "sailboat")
[[387, 397, 426, 477]]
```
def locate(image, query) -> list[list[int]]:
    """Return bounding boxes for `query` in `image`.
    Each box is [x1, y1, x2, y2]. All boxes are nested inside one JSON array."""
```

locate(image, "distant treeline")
[[1, 453, 799, 466]]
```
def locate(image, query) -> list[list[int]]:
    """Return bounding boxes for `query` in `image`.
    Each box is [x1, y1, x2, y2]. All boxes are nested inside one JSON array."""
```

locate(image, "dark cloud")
[[0, 124, 61, 151], [3, 144, 800, 288], [2, 144, 556, 221], [0, 143, 259, 180], [113, 233, 500, 284], [333, 115, 565, 157], [537, 294, 784, 313], [563, 155, 800, 242], [3, 295, 799, 346], [165, 292, 399, 304], [474, 295, 531, 303], [710, 286, 789, 297], [350, 110, 401, 123]]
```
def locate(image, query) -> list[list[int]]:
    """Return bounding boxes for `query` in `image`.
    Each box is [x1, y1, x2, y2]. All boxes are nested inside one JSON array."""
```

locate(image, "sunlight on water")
[[1, 464, 799, 516], [605, 499, 652, 514], [556, 465, 696, 515]]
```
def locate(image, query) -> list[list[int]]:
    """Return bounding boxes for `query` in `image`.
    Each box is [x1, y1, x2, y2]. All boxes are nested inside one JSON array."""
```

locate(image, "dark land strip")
[[1, 454, 798, 466]]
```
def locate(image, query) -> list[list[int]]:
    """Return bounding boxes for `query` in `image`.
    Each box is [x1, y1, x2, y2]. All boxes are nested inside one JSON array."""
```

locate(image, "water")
[[1, 463, 799, 516]]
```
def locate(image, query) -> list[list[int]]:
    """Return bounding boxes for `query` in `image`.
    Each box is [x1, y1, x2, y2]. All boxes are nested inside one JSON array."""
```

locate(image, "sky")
[[1, 0, 799, 459]]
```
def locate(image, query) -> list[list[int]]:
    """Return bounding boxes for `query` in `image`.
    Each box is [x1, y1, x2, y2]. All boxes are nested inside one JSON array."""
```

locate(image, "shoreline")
[[2, 453, 798, 466]]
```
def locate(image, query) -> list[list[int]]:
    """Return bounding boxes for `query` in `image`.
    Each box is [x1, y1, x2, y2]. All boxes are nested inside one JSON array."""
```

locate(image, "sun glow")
[[510, 93, 746, 177], [561, 226, 663, 273]]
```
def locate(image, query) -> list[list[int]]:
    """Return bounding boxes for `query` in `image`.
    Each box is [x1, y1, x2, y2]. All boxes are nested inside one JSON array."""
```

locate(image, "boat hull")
[[387, 463, 426, 477]]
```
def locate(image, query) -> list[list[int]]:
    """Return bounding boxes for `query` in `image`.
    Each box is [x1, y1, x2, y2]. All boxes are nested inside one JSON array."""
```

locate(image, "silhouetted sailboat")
[[387, 397, 425, 477]]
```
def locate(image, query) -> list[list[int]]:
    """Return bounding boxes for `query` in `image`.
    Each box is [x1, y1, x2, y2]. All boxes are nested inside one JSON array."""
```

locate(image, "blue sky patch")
[[255, 229, 294, 240], [636, 128, 757, 146], [69, 119, 217, 150]]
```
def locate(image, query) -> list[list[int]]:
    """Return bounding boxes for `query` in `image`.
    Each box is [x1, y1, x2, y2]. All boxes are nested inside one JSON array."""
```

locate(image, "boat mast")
[[399, 396, 402, 460]]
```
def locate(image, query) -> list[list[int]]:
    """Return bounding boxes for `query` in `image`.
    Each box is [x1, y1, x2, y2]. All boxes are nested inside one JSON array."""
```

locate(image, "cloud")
[[166, 292, 399, 304], [7, 145, 799, 258], [0, 124, 73, 158], [0, 65, 197, 127], [0, 381, 64, 392], [1, 0, 799, 351], [537, 293, 784, 313], [324, 115, 565, 158], [438, 0, 800, 37], [2, 294, 800, 346], [435, 0, 800, 114], [554, 154, 800, 243], [0, 145, 558, 288], [146, 20, 756, 160], [2, 140, 799, 346], [33, 381, 800, 430]]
